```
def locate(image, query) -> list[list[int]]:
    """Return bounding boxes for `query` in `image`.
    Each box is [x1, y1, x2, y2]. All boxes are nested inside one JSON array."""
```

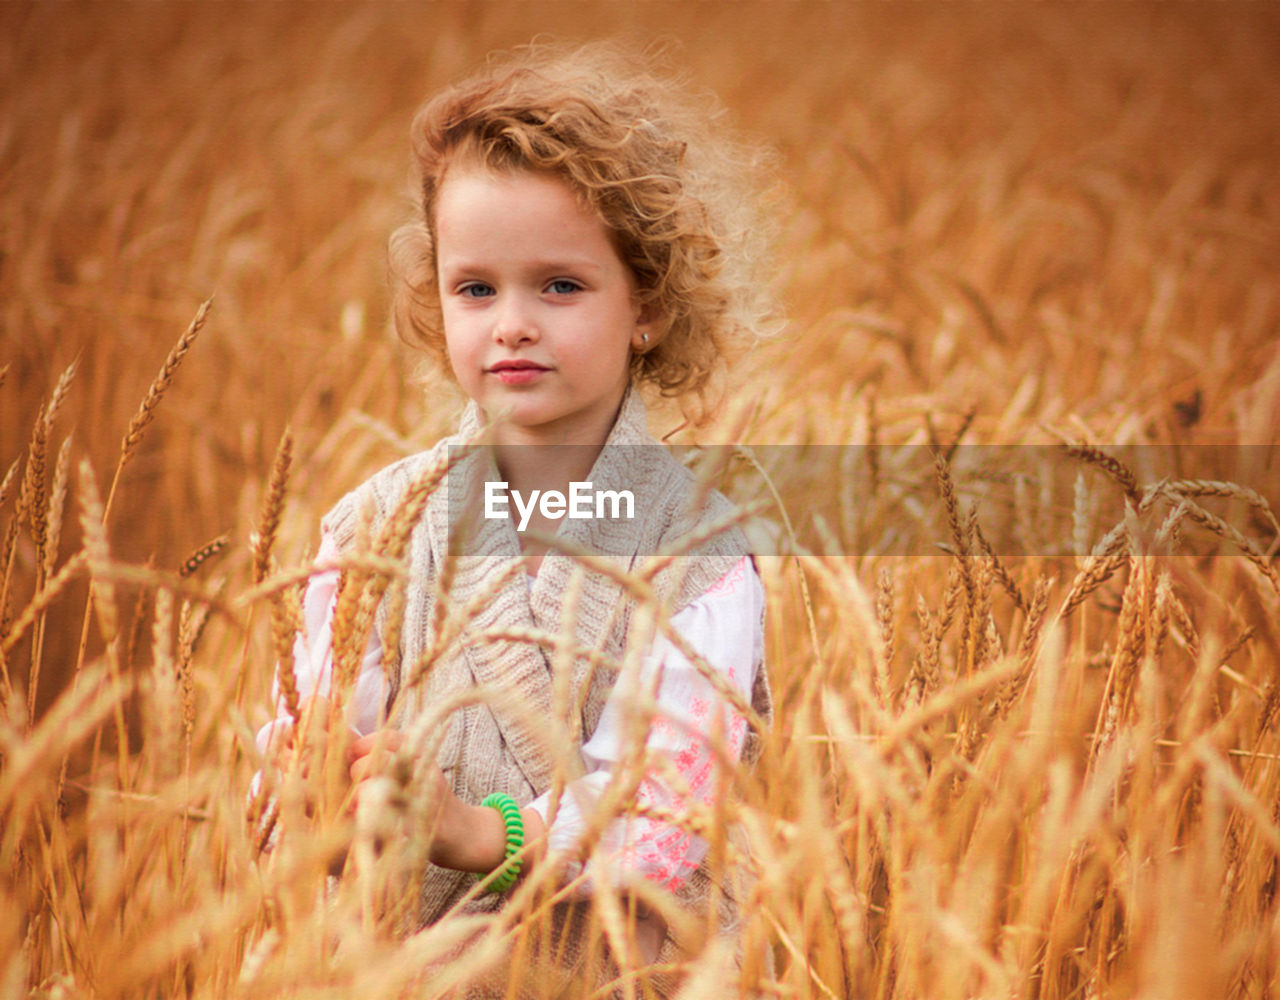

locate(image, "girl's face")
[[435, 166, 653, 447]]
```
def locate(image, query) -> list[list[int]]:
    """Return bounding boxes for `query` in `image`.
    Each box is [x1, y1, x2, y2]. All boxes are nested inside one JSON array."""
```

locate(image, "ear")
[[631, 299, 659, 351]]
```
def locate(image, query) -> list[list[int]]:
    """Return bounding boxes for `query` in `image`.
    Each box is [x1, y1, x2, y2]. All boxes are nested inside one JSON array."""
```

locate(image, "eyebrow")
[[439, 256, 605, 276]]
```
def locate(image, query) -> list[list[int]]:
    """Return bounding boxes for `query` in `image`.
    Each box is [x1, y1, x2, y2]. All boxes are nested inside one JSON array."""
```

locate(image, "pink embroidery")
[[674, 741, 701, 773], [649, 716, 678, 743], [704, 557, 749, 597], [686, 759, 714, 797]]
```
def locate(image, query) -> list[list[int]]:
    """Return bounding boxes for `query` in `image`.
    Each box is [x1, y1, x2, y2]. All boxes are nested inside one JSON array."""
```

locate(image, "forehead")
[[434, 166, 627, 268], [436, 164, 593, 229]]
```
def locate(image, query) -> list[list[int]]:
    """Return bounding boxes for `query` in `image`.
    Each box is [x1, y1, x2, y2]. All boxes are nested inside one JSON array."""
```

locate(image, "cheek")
[[441, 321, 474, 383]]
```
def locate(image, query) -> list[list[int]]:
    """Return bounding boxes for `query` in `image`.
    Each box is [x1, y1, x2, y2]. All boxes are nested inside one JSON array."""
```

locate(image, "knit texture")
[[322, 386, 771, 993]]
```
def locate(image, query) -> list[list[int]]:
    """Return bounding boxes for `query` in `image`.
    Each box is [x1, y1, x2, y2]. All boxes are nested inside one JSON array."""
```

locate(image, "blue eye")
[[460, 283, 494, 298], [548, 279, 581, 295]]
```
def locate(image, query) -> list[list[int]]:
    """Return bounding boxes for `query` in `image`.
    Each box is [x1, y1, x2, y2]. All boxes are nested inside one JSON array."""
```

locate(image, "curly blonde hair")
[[389, 41, 777, 419]]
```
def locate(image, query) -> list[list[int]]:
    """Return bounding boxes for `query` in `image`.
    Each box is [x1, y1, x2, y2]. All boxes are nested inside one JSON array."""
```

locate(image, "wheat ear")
[[150, 587, 178, 781], [19, 410, 51, 720], [0, 459, 19, 514], [42, 436, 73, 586], [973, 518, 1027, 613], [1157, 479, 1279, 542], [0, 461, 25, 659], [269, 580, 304, 724], [179, 534, 229, 579], [23, 362, 76, 584], [1179, 497, 1279, 594], [253, 427, 293, 586], [875, 567, 895, 705], [1061, 549, 1127, 618], [77, 462, 117, 646], [176, 595, 206, 847], [936, 451, 976, 578], [104, 298, 211, 521], [23, 408, 49, 586], [73, 300, 212, 721], [28, 435, 74, 702], [1015, 576, 1052, 670], [1064, 443, 1143, 508]]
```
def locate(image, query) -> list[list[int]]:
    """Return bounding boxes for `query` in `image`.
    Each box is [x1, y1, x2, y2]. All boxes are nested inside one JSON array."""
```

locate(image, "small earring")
[[641, 334, 649, 344]]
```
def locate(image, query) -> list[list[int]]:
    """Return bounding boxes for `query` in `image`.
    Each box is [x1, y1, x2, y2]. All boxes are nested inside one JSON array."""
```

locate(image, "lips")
[[486, 359, 550, 385]]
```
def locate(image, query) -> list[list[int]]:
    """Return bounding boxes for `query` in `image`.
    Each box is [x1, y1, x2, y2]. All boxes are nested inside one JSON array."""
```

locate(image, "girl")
[[259, 41, 776, 996]]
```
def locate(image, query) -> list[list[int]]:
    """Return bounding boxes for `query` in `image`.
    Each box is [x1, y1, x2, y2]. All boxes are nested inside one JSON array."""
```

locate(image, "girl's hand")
[[346, 729, 406, 802], [347, 730, 445, 833], [346, 730, 410, 845], [347, 731, 546, 877]]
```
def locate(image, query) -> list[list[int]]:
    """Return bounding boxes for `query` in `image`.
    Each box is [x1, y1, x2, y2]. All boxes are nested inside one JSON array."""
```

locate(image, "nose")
[[492, 292, 539, 347]]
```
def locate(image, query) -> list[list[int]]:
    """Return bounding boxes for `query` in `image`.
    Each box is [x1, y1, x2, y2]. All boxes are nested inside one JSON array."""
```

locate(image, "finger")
[[349, 729, 403, 762], [349, 734, 376, 762]]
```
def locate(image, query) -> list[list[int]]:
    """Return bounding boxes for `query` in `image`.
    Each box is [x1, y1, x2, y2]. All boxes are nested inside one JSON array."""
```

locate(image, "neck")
[[493, 441, 602, 500], [486, 391, 630, 495]]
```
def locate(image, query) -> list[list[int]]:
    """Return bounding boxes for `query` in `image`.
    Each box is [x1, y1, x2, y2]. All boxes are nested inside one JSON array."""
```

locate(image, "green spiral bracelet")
[[479, 793, 524, 893]]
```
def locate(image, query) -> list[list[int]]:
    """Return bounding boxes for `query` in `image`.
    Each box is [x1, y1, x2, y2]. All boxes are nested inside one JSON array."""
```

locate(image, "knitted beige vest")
[[323, 387, 771, 980]]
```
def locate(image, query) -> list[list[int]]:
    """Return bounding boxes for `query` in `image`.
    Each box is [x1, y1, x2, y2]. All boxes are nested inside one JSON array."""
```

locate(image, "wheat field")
[[3, 3, 1280, 998]]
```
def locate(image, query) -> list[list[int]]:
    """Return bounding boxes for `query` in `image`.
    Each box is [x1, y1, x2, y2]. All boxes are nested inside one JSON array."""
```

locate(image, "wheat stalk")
[[76, 459, 128, 781], [121, 561, 154, 675], [942, 402, 977, 465]]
